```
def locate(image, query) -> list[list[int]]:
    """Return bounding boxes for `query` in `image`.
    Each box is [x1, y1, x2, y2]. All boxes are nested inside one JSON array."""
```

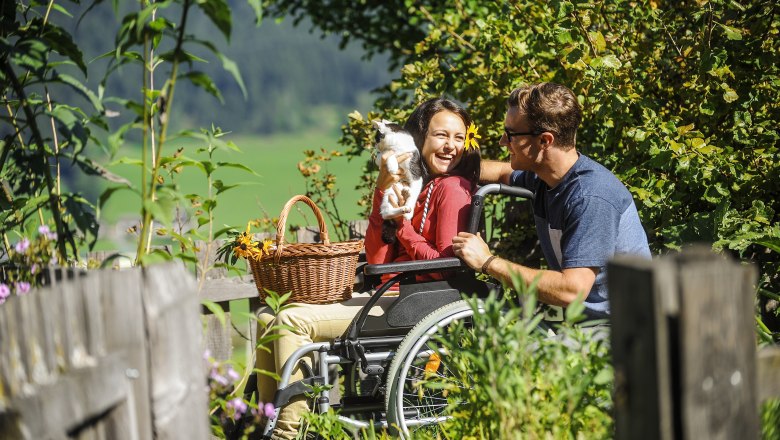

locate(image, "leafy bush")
[[432, 290, 613, 439]]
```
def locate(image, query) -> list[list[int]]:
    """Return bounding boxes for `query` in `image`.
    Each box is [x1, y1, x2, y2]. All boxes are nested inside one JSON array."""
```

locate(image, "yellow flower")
[[233, 232, 260, 259], [234, 222, 259, 259], [261, 239, 274, 256], [465, 123, 481, 151]]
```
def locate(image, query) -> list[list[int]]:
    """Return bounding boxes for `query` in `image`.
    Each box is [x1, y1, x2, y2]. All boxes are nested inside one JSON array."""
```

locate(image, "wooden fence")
[[2, 233, 777, 439], [0, 263, 208, 439], [609, 245, 780, 439]]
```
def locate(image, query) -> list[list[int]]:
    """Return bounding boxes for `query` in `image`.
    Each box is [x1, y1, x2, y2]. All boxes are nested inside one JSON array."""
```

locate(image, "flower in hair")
[[465, 123, 481, 151]]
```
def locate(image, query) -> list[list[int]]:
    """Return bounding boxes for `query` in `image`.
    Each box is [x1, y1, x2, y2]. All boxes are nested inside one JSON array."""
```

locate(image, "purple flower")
[[203, 349, 212, 361], [15, 282, 31, 295], [14, 238, 30, 253], [30, 264, 39, 275], [226, 397, 247, 420], [209, 368, 229, 387], [263, 402, 275, 418], [0, 284, 10, 305], [226, 366, 240, 383], [38, 225, 57, 240]]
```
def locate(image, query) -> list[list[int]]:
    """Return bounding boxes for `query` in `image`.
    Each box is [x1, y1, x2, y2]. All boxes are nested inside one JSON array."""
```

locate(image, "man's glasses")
[[504, 128, 543, 142]]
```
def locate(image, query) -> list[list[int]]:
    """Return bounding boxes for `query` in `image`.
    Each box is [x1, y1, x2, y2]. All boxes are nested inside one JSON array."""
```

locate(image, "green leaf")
[[246, 0, 263, 25], [45, 23, 87, 74], [595, 54, 622, 70], [217, 161, 260, 176], [181, 71, 223, 103], [55, 73, 104, 112], [196, 0, 232, 41], [718, 22, 743, 40], [217, 53, 248, 100], [755, 238, 780, 254], [138, 249, 174, 266], [723, 88, 739, 103]]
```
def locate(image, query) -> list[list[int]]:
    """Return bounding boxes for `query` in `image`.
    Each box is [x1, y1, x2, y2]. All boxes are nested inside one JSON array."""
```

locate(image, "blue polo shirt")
[[509, 154, 651, 318]]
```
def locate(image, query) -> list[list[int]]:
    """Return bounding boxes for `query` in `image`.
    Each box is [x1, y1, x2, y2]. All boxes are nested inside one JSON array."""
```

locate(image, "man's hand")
[[452, 232, 492, 271], [377, 152, 412, 191]]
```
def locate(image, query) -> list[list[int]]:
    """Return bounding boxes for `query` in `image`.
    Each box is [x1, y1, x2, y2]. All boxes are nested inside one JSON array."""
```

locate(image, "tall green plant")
[[86, 0, 263, 267]]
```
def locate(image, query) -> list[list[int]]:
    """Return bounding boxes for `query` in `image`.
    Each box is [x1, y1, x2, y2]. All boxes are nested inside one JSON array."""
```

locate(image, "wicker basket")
[[249, 195, 363, 304]]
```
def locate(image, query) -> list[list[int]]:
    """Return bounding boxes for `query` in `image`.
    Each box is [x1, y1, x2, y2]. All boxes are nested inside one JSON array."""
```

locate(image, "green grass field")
[[97, 130, 370, 250]]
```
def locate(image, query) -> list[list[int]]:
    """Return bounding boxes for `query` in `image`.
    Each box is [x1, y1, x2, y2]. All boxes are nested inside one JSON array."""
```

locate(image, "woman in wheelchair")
[[254, 98, 481, 439]]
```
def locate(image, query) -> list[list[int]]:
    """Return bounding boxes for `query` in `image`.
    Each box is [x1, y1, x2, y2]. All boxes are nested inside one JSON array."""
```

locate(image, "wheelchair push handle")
[[467, 183, 534, 234]]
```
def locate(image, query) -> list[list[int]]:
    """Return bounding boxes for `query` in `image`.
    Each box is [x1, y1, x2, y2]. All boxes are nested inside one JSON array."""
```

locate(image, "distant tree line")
[[54, 0, 393, 137]]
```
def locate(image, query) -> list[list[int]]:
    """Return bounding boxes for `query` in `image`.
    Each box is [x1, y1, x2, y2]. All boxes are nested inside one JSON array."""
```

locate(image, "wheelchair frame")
[[260, 183, 533, 438]]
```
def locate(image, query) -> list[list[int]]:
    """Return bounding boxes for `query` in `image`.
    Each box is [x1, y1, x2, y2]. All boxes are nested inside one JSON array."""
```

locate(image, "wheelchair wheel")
[[384, 299, 482, 438]]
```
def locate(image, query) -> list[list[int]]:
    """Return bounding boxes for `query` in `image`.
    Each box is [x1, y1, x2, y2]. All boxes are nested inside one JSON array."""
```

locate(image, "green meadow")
[[97, 129, 370, 250]]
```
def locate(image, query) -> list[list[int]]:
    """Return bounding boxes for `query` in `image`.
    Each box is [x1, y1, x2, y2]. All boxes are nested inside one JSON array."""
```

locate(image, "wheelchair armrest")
[[363, 257, 466, 276]]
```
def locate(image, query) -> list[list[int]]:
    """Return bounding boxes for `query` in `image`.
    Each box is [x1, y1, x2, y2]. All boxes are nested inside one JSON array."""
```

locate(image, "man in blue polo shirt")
[[452, 82, 651, 320]]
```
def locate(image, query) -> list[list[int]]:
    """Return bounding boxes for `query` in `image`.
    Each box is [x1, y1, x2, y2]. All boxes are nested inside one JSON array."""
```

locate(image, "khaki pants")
[[255, 292, 397, 439]]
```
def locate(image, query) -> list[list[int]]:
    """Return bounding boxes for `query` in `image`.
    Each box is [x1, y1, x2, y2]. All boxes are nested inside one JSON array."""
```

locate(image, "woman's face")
[[422, 110, 467, 176]]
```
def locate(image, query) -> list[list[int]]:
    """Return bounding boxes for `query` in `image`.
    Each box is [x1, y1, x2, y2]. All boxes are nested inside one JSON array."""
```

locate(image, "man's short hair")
[[507, 83, 582, 150]]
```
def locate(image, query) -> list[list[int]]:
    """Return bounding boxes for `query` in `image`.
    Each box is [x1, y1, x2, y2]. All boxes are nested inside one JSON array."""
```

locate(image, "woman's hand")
[[377, 151, 412, 191], [388, 184, 407, 224]]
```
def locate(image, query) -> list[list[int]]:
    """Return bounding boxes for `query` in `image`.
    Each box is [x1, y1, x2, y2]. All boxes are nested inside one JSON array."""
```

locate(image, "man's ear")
[[539, 131, 555, 147]]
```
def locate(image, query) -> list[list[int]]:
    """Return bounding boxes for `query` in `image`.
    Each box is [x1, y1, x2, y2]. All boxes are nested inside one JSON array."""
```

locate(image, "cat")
[[372, 119, 424, 244]]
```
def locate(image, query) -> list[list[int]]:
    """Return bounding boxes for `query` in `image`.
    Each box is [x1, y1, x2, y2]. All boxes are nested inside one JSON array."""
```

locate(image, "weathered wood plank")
[[757, 346, 780, 403], [0, 300, 14, 405], [99, 268, 153, 440], [81, 274, 106, 358], [205, 313, 233, 362], [199, 275, 257, 303], [1, 353, 127, 439], [18, 292, 48, 385], [609, 256, 674, 440], [677, 252, 758, 440], [142, 263, 209, 439]]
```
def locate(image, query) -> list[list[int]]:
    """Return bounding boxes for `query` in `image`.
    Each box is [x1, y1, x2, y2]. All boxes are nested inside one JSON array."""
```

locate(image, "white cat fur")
[[372, 120, 423, 222]]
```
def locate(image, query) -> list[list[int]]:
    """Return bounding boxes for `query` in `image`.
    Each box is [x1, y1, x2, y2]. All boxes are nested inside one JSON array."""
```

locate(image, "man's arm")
[[451, 232, 596, 306], [480, 160, 513, 185], [485, 257, 596, 306]]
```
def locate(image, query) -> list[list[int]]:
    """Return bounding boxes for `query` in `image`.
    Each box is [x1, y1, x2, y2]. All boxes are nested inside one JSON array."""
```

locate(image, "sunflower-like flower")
[[260, 238, 274, 256], [233, 222, 266, 259], [233, 231, 261, 259], [465, 123, 481, 151]]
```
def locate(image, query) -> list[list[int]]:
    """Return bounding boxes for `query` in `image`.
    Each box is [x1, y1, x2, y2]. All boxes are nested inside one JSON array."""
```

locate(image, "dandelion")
[[15, 281, 31, 295], [226, 397, 248, 420], [14, 238, 30, 253], [0, 284, 10, 305], [465, 123, 481, 151]]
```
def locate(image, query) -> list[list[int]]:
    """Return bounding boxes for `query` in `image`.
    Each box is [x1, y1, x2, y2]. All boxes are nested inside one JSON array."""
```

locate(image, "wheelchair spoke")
[[386, 300, 482, 438]]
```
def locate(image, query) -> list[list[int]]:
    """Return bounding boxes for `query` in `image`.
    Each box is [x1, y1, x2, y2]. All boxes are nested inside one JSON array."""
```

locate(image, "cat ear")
[[371, 119, 383, 130]]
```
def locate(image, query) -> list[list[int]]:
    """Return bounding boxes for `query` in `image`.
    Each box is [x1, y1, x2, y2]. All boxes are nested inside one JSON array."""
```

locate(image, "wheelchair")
[[257, 183, 533, 439]]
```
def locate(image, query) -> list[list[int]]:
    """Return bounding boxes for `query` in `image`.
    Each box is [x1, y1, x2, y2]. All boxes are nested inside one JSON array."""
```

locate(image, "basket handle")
[[275, 195, 330, 260]]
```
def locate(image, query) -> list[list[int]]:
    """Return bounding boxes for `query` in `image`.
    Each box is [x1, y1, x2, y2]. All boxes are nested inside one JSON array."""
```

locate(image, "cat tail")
[[381, 219, 398, 245]]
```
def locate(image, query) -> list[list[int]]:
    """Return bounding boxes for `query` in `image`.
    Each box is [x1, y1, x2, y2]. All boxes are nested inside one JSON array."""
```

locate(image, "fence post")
[[142, 263, 210, 440], [609, 246, 759, 440]]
